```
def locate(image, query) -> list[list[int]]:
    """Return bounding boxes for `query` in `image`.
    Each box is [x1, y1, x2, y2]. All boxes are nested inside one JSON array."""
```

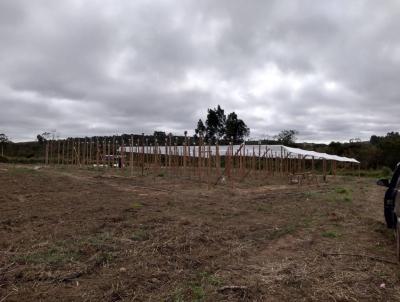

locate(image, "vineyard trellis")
[[42, 132, 360, 187]]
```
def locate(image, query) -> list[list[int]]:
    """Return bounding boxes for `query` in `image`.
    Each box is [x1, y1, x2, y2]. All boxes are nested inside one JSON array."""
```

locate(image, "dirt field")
[[1, 164, 400, 301]]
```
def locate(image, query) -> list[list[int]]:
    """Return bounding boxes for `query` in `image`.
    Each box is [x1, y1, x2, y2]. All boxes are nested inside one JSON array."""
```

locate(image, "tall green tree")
[[195, 105, 250, 143], [205, 105, 226, 141], [195, 119, 206, 137], [371, 132, 400, 169], [225, 112, 250, 143]]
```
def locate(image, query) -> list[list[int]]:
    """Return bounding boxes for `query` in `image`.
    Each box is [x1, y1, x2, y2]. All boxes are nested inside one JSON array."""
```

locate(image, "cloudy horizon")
[[1, 0, 400, 143]]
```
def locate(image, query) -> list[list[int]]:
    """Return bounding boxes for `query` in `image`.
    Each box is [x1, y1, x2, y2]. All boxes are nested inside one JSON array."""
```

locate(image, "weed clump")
[[131, 229, 149, 241], [322, 230, 339, 238]]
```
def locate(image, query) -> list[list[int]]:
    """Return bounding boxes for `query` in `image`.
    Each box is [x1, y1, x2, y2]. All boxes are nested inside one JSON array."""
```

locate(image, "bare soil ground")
[[1, 164, 399, 301]]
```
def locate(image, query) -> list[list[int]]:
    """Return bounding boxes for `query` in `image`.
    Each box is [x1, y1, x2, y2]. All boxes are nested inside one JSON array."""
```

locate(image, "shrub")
[[380, 166, 392, 178]]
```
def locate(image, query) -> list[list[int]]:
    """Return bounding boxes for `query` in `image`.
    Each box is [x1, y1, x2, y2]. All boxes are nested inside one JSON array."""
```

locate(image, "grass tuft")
[[131, 202, 143, 209], [131, 229, 149, 241], [13, 243, 80, 267], [190, 285, 205, 301], [321, 230, 339, 238]]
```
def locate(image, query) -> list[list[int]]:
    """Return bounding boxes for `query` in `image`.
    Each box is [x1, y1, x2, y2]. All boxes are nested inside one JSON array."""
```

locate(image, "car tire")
[[385, 206, 396, 229]]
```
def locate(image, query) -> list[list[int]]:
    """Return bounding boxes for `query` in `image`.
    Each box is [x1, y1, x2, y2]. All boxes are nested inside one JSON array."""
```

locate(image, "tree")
[[195, 105, 250, 143], [224, 112, 250, 143], [370, 132, 400, 169], [153, 131, 167, 144], [37, 134, 45, 144], [195, 119, 206, 137], [0, 133, 9, 157], [370, 135, 380, 146], [275, 129, 299, 146], [37, 132, 51, 145], [205, 105, 226, 141]]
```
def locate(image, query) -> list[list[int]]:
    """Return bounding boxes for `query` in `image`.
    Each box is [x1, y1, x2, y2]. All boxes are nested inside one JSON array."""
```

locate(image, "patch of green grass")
[[85, 232, 113, 247], [131, 201, 143, 209], [14, 243, 80, 266], [170, 271, 222, 302], [338, 167, 393, 178], [303, 191, 322, 199], [198, 271, 222, 286], [131, 229, 149, 241], [326, 187, 353, 203], [190, 285, 205, 302], [268, 225, 297, 240], [256, 203, 272, 212], [301, 217, 314, 228], [171, 288, 185, 302], [13, 233, 118, 268], [335, 187, 349, 194], [321, 230, 339, 238], [7, 166, 39, 175], [343, 196, 352, 202], [94, 251, 115, 265]]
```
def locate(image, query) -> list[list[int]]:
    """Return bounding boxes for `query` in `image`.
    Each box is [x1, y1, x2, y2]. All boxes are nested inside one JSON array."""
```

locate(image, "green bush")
[[380, 166, 392, 178]]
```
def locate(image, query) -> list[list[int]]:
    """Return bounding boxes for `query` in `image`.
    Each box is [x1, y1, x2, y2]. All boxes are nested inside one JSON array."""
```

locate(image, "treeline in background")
[[0, 105, 399, 172], [1, 131, 399, 171]]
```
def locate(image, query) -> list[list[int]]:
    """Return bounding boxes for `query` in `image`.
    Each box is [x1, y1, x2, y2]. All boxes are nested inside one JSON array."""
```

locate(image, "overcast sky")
[[1, 0, 399, 142]]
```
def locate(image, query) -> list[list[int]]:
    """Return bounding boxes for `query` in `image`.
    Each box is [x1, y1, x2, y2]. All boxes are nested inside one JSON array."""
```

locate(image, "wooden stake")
[[61, 140, 65, 165], [141, 133, 145, 176], [130, 136, 134, 176]]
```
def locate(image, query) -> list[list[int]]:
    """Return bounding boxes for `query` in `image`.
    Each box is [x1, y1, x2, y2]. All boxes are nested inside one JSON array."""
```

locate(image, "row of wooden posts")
[[43, 135, 356, 185]]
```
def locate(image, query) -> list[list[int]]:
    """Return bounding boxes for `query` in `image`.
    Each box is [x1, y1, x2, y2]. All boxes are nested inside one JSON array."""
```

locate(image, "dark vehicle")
[[377, 163, 400, 260]]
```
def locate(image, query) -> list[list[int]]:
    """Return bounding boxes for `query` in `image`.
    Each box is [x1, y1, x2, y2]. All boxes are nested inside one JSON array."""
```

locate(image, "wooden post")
[[258, 141, 261, 179], [153, 138, 158, 178], [103, 140, 106, 167], [57, 140, 60, 165], [188, 138, 192, 179], [90, 139, 93, 166], [66, 139, 70, 166], [94, 139, 97, 168], [119, 139, 123, 169], [85, 141, 88, 166], [227, 139, 233, 181], [165, 138, 168, 173], [207, 140, 211, 189], [71, 140, 75, 165], [45, 140, 49, 165], [252, 145, 255, 179], [61, 140, 65, 165], [192, 141, 195, 179], [312, 156, 315, 172], [107, 140, 111, 167], [141, 133, 145, 176], [130, 136, 134, 176], [216, 140, 220, 177], [183, 131, 188, 176], [198, 132, 203, 180], [77, 140, 81, 167]]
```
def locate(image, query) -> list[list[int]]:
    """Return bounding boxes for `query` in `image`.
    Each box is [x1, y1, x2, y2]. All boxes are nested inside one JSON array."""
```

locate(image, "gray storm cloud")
[[0, 0, 399, 142]]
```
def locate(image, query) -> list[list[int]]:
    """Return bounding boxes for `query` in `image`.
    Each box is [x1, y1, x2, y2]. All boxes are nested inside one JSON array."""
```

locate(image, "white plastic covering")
[[120, 144, 359, 164]]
